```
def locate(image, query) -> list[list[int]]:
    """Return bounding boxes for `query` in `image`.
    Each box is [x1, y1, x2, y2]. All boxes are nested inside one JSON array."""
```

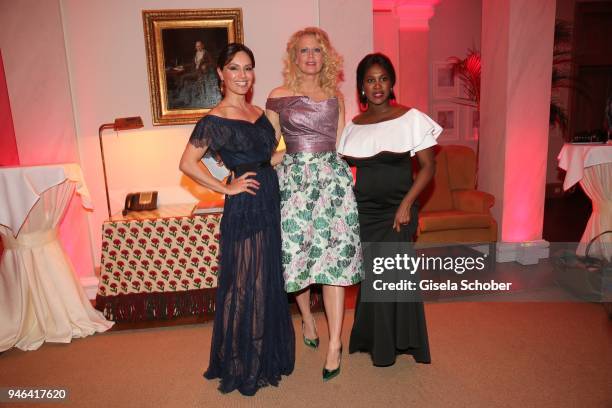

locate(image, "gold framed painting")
[[143, 8, 243, 126]]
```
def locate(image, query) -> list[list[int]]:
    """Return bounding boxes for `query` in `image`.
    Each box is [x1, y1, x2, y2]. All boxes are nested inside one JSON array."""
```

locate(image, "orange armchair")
[[416, 145, 497, 243]]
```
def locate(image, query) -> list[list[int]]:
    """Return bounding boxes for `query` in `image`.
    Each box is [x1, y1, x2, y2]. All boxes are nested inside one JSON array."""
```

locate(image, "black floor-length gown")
[[338, 108, 441, 367], [346, 151, 431, 366], [189, 113, 295, 396]]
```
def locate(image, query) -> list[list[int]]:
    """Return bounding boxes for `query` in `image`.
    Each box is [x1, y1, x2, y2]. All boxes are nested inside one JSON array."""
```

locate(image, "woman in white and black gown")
[[338, 53, 441, 366]]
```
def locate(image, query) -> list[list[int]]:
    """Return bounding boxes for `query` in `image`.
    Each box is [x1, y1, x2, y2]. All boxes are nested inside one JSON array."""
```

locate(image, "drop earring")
[[359, 89, 368, 111]]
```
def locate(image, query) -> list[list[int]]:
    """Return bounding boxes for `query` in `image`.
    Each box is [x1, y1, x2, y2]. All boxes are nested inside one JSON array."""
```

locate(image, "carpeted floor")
[[0, 302, 610, 408]]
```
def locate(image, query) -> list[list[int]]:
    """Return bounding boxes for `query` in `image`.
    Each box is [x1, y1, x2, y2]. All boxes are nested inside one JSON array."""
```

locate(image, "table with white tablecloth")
[[0, 164, 113, 352], [557, 142, 612, 260]]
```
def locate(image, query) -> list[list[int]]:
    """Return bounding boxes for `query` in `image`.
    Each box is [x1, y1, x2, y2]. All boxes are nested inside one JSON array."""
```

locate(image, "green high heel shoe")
[[302, 319, 319, 349], [322, 345, 342, 382]]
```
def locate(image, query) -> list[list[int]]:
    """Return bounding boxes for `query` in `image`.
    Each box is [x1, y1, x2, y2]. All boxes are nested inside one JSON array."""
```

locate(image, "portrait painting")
[[143, 9, 243, 125]]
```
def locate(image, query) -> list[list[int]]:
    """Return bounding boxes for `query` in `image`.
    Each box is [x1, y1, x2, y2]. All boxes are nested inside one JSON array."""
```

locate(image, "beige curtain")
[[0, 180, 113, 352]]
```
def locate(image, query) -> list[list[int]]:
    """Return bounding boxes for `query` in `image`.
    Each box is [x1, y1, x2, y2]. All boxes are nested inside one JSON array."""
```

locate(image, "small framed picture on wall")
[[432, 61, 459, 99], [433, 104, 459, 141], [462, 107, 480, 141]]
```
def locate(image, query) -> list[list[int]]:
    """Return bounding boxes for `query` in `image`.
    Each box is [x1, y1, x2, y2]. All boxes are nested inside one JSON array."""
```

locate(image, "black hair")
[[217, 42, 255, 70], [216, 43, 255, 92], [356, 53, 396, 104]]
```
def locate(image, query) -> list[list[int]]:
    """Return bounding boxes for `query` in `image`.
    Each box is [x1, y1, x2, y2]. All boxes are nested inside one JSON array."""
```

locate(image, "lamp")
[[98, 117, 144, 218]]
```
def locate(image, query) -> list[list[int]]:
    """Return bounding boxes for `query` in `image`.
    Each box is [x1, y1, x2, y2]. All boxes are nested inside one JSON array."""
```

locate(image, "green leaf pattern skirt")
[[276, 152, 363, 293]]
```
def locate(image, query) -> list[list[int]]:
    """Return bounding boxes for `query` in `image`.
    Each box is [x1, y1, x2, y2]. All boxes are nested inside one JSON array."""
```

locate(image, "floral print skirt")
[[276, 151, 363, 293]]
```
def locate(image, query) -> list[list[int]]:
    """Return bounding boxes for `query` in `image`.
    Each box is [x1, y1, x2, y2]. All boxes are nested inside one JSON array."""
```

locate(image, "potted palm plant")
[[448, 48, 481, 111], [447, 49, 481, 163]]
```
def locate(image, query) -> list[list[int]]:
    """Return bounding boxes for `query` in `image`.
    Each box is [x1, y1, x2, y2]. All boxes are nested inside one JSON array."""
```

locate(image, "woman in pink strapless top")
[[266, 27, 363, 382]]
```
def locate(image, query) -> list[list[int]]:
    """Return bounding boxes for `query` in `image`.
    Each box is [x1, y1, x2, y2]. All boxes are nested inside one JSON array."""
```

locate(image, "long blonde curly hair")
[[283, 27, 343, 97]]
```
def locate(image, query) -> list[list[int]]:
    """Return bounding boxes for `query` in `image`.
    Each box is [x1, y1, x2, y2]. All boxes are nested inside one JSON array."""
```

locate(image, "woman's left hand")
[[393, 201, 411, 232]]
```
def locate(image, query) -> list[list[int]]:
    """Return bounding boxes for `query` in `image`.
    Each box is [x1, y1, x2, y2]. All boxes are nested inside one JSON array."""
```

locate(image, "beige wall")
[[320, 0, 373, 119], [0, 0, 93, 278], [0, 0, 80, 165]]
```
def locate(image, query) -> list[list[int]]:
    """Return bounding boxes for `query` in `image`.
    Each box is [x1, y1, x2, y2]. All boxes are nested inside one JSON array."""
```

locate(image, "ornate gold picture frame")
[[143, 9, 243, 126]]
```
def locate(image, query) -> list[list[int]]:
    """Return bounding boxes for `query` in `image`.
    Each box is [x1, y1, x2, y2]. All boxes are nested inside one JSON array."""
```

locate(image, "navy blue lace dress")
[[189, 113, 295, 396]]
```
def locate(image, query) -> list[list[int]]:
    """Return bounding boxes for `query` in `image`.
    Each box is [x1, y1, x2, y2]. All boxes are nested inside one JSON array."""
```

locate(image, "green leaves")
[[282, 219, 300, 234]]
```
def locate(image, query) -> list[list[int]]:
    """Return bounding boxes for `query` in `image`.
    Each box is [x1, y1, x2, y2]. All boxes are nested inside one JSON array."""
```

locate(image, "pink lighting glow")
[[373, 0, 441, 30], [501, 125, 548, 243], [479, 0, 555, 244], [0, 50, 19, 166]]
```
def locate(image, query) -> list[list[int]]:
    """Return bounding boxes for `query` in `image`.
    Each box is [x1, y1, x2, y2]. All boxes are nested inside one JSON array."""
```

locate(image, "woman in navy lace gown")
[[179, 43, 294, 396]]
